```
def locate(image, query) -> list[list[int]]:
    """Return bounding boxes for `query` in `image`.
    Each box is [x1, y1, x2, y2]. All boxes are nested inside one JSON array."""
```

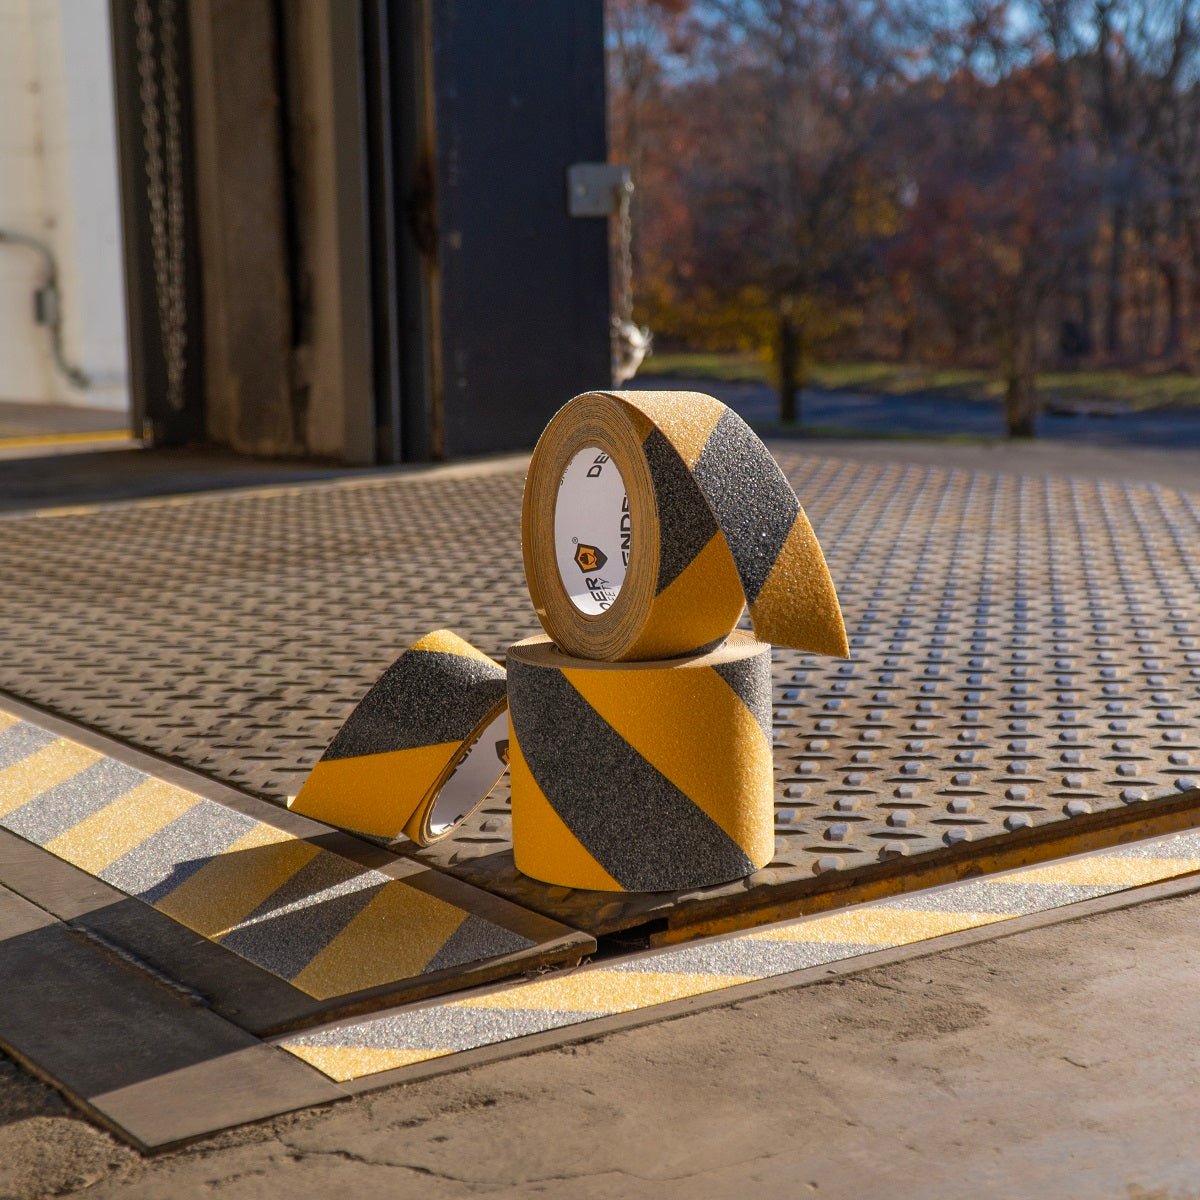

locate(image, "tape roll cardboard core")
[[553, 446, 632, 615], [425, 707, 509, 837], [523, 393, 665, 661]]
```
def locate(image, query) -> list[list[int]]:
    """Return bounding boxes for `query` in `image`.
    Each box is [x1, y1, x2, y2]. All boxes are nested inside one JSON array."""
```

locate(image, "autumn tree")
[[607, 0, 692, 308], [607, 0, 1200, 435], [675, 0, 915, 421]]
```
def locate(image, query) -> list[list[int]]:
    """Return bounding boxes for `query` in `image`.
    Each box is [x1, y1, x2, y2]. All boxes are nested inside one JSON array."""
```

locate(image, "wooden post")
[[188, 0, 298, 456]]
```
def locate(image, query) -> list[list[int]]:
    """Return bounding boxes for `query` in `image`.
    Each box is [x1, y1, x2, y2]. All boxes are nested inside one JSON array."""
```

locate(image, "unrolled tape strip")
[[507, 632, 775, 892], [522, 389, 849, 662], [289, 630, 509, 845]]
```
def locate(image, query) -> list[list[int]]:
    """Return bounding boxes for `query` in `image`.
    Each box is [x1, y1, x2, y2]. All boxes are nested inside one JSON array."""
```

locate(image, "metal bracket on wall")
[[566, 163, 632, 217]]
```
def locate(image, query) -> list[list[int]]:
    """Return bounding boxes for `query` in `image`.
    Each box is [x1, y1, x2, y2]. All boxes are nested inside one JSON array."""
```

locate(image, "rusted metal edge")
[[657, 785, 1200, 944]]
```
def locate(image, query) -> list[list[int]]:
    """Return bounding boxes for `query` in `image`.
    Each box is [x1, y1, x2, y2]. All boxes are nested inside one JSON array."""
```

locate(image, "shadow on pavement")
[[0, 447, 371, 513]]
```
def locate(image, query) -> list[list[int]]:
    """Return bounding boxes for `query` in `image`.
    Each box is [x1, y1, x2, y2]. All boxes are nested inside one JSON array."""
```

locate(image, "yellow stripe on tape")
[[286, 1044, 452, 1080], [291, 882, 470, 999], [454, 969, 755, 1014], [628, 389, 725, 468], [1011, 856, 1200, 889], [508, 733, 623, 892], [753, 509, 844, 642], [749, 907, 1010, 946], [409, 629, 497, 665], [45, 778, 199, 874], [154, 822, 321, 939], [0, 740, 102, 817], [621, 533, 744, 662], [293, 742, 463, 840]]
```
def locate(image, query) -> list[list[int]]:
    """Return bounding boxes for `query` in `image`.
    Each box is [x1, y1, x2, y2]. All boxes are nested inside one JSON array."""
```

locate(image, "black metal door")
[[377, 0, 612, 461]]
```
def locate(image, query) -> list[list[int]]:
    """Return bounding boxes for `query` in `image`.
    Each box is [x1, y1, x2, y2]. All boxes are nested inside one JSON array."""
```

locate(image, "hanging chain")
[[134, 0, 187, 412], [611, 175, 650, 384]]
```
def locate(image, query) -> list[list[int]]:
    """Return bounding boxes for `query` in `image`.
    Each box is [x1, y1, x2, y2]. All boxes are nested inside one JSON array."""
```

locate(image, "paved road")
[[635, 374, 1200, 448]]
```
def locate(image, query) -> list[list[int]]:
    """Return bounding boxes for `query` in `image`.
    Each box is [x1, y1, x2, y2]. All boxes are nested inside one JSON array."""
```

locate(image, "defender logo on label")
[[574, 543, 607, 573]]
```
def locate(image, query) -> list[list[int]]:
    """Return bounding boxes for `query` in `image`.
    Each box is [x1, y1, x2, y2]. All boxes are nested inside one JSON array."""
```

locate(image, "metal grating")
[[1, 455, 1197, 936]]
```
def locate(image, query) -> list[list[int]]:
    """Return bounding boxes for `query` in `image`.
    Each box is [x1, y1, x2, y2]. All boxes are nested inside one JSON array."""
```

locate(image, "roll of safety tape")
[[507, 632, 775, 892], [521, 389, 849, 662], [289, 630, 509, 845]]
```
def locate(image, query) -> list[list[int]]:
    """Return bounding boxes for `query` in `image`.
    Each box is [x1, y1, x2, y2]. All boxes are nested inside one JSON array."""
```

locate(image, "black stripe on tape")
[[710, 654, 773, 742], [691, 409, 799, 605], [643, 426, 720, 595], [508, 657, 754, 891], [324, 650, 506, 761]]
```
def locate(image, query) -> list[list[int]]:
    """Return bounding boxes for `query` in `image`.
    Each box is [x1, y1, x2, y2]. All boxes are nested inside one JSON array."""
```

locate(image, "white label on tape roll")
[[428, 709, 510, 836], [554, 446, 631, 616]]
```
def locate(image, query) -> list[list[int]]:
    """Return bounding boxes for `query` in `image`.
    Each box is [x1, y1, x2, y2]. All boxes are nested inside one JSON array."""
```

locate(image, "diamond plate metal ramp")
[[0, 454, 1197, 940]]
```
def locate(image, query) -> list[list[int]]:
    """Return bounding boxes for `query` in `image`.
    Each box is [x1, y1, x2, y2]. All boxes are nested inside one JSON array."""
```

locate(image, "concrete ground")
[[2, 414, 1198, 1198], [0, 399, 128, 440], [2, 889, 1198, 1199]]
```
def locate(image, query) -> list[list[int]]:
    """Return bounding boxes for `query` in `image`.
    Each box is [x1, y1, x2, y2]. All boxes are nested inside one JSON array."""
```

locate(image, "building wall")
[[0, 0, 127, 410]]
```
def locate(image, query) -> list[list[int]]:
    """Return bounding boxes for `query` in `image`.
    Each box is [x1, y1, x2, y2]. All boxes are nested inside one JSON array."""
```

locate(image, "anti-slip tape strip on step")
[[279, 827, 1200, 1081], [0, 709, 555, 1002]]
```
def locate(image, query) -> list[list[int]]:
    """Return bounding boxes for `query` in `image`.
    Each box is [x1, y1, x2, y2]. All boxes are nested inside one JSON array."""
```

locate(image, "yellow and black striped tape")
[[289, 630, 508, 844], [521, 390, 849, 662], [506, 632, 775, 892], [0, 707, 553, 1002]]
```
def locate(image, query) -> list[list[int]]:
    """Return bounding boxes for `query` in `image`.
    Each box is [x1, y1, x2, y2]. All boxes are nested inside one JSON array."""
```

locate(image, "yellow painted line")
[[453, 969, 756, 1015], [291, 882, 470, 1000], [0, 429, 131, 450], [286, 1044, 452, 1079], [45, 777, 199, 874], [0, 711, 20, 734], [0, 740, 102, 817], [155, 821, 321, 939], [748, 906, 1009, 946], [1011, 856, 1200, 889]]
